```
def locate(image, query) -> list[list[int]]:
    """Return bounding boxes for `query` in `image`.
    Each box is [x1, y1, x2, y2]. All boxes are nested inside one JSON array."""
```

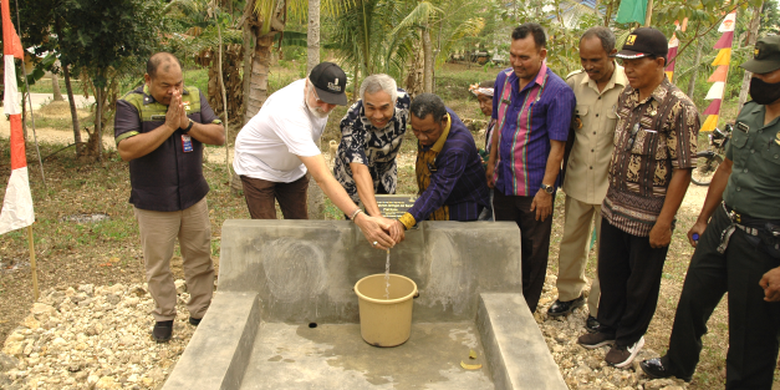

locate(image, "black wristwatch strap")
[[182, 119, 194, 134]]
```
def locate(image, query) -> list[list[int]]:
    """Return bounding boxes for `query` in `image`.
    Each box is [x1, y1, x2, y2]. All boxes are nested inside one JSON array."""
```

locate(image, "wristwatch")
[[182, 119, 194, 134], [540, 183, 554, 194]]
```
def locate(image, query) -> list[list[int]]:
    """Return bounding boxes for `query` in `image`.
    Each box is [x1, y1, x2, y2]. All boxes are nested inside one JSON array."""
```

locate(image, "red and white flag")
[[0, 0, 34, 235]]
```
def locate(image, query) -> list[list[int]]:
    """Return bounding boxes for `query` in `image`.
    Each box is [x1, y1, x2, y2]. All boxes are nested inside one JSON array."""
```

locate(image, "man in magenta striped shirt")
[[486, 23, 576, 314]]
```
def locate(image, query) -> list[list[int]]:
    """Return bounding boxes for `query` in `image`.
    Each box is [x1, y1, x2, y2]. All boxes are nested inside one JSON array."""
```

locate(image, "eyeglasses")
[[625, 122, 640, 151]]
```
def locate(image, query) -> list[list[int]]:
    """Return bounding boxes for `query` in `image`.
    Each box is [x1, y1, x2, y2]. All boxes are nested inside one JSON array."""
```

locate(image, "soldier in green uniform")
[[641, 35, 780, 389]]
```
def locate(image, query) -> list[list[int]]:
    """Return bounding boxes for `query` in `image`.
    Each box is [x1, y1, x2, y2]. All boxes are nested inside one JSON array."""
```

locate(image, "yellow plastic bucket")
[[354, 274, 418, 347]]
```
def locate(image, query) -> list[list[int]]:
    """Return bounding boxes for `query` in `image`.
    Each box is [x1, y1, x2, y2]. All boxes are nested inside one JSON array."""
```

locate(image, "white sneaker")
[[605, 336, 645, 368]]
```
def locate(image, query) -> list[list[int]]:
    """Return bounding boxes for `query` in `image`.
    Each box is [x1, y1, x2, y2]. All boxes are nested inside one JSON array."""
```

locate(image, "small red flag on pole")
[[0, 0, 33, 234], [1, 0, 38, 299]]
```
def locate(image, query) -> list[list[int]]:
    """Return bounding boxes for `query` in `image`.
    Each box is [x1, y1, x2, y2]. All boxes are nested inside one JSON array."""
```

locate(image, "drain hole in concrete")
[[308, 322, 317, 328]]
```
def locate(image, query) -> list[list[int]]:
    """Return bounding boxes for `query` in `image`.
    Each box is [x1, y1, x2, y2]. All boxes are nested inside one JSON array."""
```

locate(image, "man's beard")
[[306, 92, 330, 118]]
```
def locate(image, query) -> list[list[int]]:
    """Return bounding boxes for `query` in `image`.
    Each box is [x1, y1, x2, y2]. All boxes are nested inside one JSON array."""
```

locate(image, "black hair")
[[511, 23, 547, 49], [410, 93, 447, 123]]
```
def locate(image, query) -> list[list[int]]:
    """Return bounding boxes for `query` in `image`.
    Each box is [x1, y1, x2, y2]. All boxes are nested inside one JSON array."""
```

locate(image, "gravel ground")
[[1, 282, 195, 390], [0, 274, 691, 390]]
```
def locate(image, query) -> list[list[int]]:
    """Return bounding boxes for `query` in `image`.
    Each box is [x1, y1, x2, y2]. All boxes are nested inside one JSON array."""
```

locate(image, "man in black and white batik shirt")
[[333, 74, 411, 217]]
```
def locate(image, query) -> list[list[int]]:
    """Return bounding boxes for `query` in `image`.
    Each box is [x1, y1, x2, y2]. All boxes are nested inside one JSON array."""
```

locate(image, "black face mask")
[[749, 77, 780, 105]]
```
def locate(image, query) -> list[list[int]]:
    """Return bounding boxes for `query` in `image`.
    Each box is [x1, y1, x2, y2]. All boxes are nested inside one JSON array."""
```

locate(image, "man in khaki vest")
[[548, 27, 627, 333]]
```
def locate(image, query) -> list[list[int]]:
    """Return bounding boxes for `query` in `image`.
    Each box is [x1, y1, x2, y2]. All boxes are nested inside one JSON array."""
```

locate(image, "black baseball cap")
[[613, 27, 668, 61], [308, 62, 348, 106], [740, 35, 780, 74]]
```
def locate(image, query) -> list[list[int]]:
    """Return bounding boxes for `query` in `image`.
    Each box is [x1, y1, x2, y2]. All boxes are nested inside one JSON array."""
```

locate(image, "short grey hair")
[[410, 93, 447, 124], [581, 26, 616, 54], [359, 74, 398, 102]]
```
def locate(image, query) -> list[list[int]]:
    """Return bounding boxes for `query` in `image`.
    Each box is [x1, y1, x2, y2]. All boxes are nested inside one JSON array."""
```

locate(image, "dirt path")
[[0, 115, 230, 165]]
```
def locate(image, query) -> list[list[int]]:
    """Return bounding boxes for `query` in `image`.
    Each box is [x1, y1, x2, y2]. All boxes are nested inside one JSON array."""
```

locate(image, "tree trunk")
[[306, 0, 324, 220], [422, 26, 434, 93], [51, 72, 64, 101], [405, 35, 424, 99], [245, 34, 275, 121], [241, 0, 256, 126], [307, 0, 320, 74], [62, 64, 83, 156], [739, 3, 763, 112], [603, 0, 615, 26], [90, 87, 105, 161], [686, 41, 703, 98], [55, 17, 83, 156], [217, 22, 232, 182], [353, 62, 360, 103], [360, 0, 370, 77]]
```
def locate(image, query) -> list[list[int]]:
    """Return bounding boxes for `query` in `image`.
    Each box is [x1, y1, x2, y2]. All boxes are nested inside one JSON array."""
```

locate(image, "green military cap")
[[741, 35, 780, 74]]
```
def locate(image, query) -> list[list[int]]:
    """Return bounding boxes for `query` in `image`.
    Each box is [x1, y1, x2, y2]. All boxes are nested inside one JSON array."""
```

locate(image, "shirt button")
[[596, 114, 599, 117], [591, 149, 595, 152], [589, 166, 593, 170], [593, 131, 597, 135], [744, 168, 749, 173], [737, 187, 742, 191], [775, 154, 779, 159], [751, 149, 756, 153], [598, 96, 602, 99]]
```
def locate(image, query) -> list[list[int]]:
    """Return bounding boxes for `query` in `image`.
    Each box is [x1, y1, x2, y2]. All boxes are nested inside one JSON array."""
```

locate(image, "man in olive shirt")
[[548, 27, 627, 333], [641, 35, 780, 389]]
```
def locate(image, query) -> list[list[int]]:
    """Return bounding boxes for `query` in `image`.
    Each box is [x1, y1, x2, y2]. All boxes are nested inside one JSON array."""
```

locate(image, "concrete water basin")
[[162, 220, 566, 390]]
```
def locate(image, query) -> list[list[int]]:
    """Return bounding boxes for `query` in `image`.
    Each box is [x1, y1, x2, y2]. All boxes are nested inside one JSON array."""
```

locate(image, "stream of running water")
[[384, 249, 391, 299]]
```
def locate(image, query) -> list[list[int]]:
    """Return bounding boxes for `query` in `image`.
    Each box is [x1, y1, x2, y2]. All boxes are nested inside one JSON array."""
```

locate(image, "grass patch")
[[184, 68, 209, 93], [25, 77, 66, 94]]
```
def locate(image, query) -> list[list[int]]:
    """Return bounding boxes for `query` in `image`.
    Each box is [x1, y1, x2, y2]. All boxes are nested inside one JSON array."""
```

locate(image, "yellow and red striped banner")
[[700, 11, 736, 133]]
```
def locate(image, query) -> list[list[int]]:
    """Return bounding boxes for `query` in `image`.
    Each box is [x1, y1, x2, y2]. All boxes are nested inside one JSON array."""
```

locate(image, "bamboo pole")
[[644, 0, 654, 26], [217, 21, 231, 182], [27, 225, 39, 300]]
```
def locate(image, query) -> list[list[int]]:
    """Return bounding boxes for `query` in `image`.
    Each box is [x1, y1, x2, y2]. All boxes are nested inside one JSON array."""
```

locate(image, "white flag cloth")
[[719, 12, 736, 33], [0, 166, 34, 234], [705, 81, 725, 100]]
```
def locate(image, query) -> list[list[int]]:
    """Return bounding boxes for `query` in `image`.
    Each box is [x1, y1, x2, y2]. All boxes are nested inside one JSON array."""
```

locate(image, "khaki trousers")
[[555, 195, 601, 316], [134, 197, 215, 321]]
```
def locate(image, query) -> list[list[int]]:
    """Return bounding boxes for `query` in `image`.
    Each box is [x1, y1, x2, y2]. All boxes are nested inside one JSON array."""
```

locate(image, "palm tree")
[[392, 0, 487, 94], [242, 0, 298, 122]]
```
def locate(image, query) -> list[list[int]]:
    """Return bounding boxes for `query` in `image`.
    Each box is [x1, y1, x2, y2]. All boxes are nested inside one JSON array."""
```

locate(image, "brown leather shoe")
[[577, 331, 615, 349]]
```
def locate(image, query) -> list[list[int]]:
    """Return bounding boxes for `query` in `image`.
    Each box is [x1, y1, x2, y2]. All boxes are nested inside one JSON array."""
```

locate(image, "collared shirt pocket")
[[574, 105, 588, 132], [761, 137, 780, 166], [629, 129, 663, 159], [606, 106, 619, 132], [730, 123, 749, 149]]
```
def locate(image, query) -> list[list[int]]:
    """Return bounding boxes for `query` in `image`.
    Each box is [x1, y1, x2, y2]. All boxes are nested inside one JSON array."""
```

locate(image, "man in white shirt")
[[234, 62, 396, 249]]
